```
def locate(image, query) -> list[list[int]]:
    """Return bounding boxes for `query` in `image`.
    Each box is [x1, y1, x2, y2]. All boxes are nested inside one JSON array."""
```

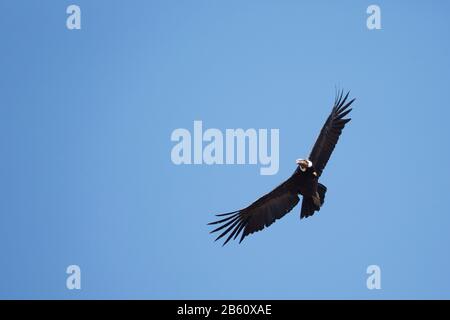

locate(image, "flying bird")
[[208, 89, 356, 245]]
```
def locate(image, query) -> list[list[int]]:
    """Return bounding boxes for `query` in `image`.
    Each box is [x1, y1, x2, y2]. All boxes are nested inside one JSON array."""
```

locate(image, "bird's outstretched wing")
[[208, 170, 300, 246], [308, 90, 355, 177]]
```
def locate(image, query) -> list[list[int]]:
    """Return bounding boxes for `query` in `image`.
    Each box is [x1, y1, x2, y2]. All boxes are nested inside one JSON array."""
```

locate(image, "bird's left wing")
[[308, 90, 355, 177], [208, 170, 301, 245]]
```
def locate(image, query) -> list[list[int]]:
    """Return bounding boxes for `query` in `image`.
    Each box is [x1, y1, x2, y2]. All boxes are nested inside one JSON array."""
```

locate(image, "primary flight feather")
[[208, 89, 356, 245]]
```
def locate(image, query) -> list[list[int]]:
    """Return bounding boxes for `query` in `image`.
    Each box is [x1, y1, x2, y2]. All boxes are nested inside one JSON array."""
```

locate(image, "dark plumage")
[[208, 90, 356, 245]]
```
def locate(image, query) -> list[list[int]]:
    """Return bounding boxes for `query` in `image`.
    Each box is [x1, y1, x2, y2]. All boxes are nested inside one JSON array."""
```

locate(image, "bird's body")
[[293, 165, 319, 197], [209, 90, 355, 245]]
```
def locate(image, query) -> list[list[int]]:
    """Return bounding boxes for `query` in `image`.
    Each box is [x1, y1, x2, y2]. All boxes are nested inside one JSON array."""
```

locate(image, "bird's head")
[[296, 159, 312, 172]]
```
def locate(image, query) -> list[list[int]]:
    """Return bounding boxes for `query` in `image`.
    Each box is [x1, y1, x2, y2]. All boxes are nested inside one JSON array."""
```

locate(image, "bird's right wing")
[[208, 170, 300, 245]]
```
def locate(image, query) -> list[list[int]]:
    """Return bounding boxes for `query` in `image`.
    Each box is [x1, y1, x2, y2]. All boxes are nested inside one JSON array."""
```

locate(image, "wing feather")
[[308, 90, 355, 177], [208, 171, 300, 245]]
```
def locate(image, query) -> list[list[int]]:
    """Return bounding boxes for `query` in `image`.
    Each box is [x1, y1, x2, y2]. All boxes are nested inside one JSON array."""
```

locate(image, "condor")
[[208, 90, 356, 245]]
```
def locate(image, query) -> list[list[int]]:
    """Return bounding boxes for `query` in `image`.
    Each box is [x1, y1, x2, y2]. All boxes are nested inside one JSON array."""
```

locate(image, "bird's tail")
[[300, 183, 327, 219]]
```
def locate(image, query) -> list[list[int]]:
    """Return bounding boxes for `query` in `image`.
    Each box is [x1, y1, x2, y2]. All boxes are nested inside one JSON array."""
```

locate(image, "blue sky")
[[1, 0, 450, 299]]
